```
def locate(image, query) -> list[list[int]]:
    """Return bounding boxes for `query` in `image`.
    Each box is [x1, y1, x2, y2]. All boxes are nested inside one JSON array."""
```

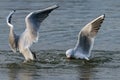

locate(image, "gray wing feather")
[[25, 5, 59, 32], [75, 14, 105, 57], [77, 32, 92, 55], [81, 14, 105, 38], [19, 5, 58, 49]]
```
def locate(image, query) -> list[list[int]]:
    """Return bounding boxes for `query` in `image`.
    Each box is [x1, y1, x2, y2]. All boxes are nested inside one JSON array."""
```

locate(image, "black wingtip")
[[7, 10, 16, 24], [103, 14, 105, 18], [13, 10, 16, 12]]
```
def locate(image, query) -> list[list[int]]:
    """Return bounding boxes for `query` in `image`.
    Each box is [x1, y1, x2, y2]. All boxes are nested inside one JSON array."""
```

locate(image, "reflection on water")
[[0, 0, 120, 80], [8, 68, 34, 80]]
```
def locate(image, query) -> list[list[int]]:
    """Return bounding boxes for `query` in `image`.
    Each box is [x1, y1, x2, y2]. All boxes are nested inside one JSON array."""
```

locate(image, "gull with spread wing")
[[6, 5, 59, 62], [66, 15, 105, 60]]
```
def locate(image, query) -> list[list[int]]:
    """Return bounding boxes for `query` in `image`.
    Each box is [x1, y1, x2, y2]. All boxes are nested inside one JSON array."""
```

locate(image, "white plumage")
[[7, 5, 59, 62], [66, 15, 105, 60]]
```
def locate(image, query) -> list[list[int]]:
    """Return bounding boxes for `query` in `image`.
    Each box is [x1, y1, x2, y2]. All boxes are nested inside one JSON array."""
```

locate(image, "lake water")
[[0, 0, 120, 80]]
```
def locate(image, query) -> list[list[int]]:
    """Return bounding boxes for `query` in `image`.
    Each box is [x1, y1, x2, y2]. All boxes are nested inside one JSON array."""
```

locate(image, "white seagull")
[[6, 5, 59, 62], [66, 15, 105, 60]]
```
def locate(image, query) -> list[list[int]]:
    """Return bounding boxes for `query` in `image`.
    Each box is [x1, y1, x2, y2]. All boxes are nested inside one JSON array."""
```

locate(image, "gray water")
[[0, 0, 120, 80]]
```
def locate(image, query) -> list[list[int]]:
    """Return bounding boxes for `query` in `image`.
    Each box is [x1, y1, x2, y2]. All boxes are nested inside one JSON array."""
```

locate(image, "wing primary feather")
[[7, 10, 16, 28], [74, 15, 105, 58], [22, 5, 59, 49]]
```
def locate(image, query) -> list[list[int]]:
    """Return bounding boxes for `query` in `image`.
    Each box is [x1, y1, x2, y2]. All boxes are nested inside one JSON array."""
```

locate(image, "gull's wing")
[[7, 10, 15, 28], [20, 5, 59, 49], [7, 10, 19, 53], [25, 4, 59, 35], [74, 15, 105, 57]]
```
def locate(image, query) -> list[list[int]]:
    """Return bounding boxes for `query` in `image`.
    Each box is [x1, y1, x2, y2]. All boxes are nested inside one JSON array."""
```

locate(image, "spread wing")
[[25, 5, 59, 32], [20, 5, 59, 49], [74, 14, 105, 57], [7, 10, 20, 53]]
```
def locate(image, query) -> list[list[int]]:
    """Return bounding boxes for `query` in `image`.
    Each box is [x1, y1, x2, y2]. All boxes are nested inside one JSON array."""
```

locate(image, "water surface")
[[0, 0, 120, 80], [0, 50, 118, 80]]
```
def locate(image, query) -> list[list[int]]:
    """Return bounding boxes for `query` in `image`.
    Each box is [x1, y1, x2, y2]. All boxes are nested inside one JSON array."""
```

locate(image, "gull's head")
[[66, 49, 74, 59]]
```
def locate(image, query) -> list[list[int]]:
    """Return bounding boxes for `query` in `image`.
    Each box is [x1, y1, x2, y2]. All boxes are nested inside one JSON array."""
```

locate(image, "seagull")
[[6, 5, 59, 62], [66, 15, 105, 60]]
